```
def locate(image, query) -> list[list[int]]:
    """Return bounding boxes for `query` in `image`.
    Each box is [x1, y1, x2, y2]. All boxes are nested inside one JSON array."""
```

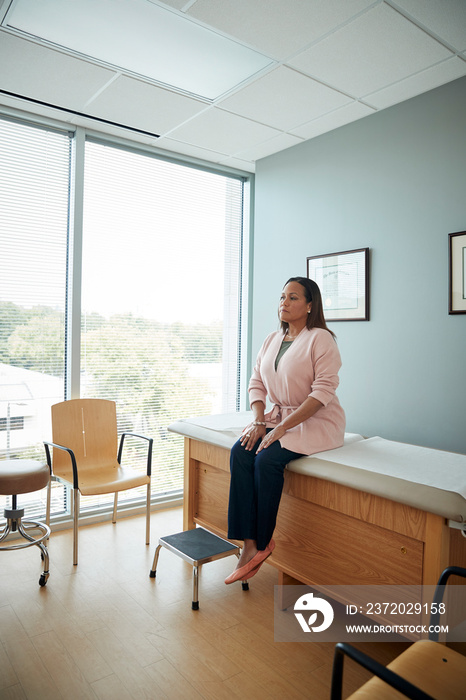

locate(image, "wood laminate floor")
[[0, 507, 412, 699]]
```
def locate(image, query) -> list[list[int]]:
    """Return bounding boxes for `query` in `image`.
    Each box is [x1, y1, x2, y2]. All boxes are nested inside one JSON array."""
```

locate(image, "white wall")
[[252, 77, 466, 454]]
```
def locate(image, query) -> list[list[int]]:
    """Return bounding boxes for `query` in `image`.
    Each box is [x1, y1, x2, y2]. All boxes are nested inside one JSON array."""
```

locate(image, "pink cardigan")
[[248, 327, 346, 455]]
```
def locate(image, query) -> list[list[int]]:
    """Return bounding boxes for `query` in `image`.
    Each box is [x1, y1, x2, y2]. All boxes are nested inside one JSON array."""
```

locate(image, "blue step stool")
[[149, 527, 248, 609]]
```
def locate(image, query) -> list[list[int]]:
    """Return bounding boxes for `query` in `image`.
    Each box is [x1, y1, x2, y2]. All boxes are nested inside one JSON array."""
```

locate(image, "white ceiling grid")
[[0, 0, 465, 173]]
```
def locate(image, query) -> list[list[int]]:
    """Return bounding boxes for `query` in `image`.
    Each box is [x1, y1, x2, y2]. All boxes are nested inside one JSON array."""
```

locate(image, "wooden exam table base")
[[182, 438, 466, 600]]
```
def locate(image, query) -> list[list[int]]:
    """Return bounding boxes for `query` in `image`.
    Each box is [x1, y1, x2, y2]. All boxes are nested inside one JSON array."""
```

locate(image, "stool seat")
[[158, 527, 238, 565], [0, 460, 50, 495], [150, 527, 246, 609]]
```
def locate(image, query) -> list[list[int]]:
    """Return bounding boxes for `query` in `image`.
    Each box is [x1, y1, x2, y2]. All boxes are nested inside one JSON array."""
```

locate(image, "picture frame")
[[307, 247, 369, 321], [449, 231, 466, 314]]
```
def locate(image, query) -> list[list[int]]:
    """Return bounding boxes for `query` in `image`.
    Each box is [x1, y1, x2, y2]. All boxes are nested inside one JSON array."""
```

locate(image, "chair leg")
[[17, 519, 51, 585], [192, 565, 200, 610], [112, 492, 118, 524], [145, 482, 150, 545], [73, 488, 79, 566], [38, 540, 50, 586], [17, 520, 38, 544], [149, 543, 162, 577], [46, 476, 51, 544], [0, 519, 12, 543]]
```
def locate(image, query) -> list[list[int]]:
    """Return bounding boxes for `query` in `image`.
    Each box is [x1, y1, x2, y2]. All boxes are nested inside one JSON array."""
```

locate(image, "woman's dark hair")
[[280, 276, 336, 338]]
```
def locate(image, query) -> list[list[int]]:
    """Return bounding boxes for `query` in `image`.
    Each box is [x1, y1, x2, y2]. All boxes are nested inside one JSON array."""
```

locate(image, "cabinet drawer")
[[274, 494, 423, 586]]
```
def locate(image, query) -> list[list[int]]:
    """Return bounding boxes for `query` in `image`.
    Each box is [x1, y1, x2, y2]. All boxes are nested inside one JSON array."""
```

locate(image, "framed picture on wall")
[[307, 247, 369, 321], [449, 231, 466, 314]]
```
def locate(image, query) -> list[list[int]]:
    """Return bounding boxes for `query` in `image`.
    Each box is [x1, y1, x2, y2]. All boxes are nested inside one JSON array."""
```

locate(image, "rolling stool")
[[0, 459, 51, 587], [149, 527, 249, 609]]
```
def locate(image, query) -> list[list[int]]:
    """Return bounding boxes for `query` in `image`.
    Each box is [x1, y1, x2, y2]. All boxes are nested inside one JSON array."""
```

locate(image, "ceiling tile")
[[156, 0, 188, 10], [219, 66, 351, 130], [217, 155, 255, 173], [156, 136, 256, 172], [290, 101, 375, 140], [166, 107, 281, 153], [365, 56, 466, 109], [88, 75, 207, 135], [393, 0, 466, 50], [155, 136, 230, 161], [186, 0, 375, 59], [235, 132, 304, 163], [288, 3, 453, 97], [0, 32, 115, 108]]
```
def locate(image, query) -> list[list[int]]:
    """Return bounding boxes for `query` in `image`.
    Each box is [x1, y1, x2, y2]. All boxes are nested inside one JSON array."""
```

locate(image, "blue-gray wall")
[[252, 76, 466, 454]]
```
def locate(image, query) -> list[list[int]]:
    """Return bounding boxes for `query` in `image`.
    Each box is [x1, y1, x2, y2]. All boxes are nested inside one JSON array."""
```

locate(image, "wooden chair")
[[331, 566, 466, 699], [44, 399, 152, 565]]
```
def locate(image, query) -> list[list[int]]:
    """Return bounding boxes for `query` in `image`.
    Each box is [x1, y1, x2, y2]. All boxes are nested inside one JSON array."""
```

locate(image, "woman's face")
[[279, 282, 311, 327]]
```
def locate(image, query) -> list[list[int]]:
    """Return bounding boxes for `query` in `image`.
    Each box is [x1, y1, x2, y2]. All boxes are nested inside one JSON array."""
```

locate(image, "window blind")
[[0, 117, 70, 517], [81, 140, 244, 508]]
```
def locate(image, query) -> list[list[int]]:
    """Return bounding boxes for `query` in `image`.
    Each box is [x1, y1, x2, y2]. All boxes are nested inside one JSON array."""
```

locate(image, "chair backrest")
[[51, 399, 119, 475]]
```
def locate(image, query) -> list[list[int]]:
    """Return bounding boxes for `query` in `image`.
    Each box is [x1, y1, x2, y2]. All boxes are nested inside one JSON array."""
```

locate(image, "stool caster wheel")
[[242, 581, 249, 591], [149, 570, 156, 578], [39, 573, 49, 587]]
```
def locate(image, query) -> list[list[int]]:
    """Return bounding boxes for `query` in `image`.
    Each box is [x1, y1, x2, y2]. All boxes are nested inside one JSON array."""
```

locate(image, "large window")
[[0, 115, 247, 520]]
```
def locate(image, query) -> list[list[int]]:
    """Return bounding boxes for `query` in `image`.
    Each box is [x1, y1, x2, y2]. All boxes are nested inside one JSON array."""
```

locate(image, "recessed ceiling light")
[[3, 0, 274, 100]]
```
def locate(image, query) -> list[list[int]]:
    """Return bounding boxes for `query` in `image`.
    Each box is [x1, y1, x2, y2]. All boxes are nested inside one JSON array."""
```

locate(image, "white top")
[[168, 412, 466, 523]]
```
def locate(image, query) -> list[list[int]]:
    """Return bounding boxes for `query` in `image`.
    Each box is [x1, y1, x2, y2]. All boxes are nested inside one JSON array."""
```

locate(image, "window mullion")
[[67, 127, 85, 400]]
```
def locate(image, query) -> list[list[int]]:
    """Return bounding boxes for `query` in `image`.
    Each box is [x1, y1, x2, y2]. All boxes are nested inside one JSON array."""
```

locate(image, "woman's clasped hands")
[[240, 421, 287, 452]]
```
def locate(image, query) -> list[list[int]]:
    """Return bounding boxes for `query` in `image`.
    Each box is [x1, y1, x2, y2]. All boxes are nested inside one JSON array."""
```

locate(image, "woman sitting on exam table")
[[225, 276, 346, 584]]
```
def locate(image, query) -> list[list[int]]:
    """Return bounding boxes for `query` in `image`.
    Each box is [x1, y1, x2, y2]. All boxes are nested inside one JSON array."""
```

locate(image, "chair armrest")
[[43, 441, 79, 489], [429, 565, 466, 640], [331, 642, 434, 700], [117, 433, 153, 476]]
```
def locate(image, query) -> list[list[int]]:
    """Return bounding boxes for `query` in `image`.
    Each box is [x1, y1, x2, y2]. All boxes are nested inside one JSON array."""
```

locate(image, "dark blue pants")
[[227, 431, 304, 551]]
